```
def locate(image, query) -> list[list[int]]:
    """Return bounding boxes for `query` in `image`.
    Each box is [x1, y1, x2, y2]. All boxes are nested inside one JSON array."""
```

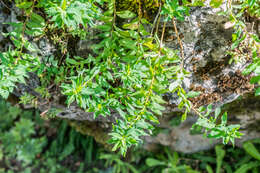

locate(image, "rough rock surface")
[[1, 1, 259, 153], [144, 94, 260, 153]]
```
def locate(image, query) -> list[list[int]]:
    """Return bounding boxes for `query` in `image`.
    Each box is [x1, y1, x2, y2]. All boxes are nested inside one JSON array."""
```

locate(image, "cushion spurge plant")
[[1, 0, 258, 156]]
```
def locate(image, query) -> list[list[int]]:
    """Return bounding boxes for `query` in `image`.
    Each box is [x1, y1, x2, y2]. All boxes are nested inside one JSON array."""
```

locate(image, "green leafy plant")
[[60, 0, 183, 156], [243, 51, 260, 96], [0, 0, 42, 99], [100, 153, 139, 173], [0, 99, 21, 131], [190, 141, 260, 173], [0, 51, 35, 99], [37, 55, 66, 85], [164, 0, 243, 146], [145, 148, 199, 173], [1, 96, 260, 173], [161, 0, 189, 21], [0, 98, 101, 172], [206, 145, 226, 173], [1, 0, 258, 156], [19, 92, 38, 107], [0, 118, 46, 165], [192, 105, 243, 145], [41, 0, 100, 38]]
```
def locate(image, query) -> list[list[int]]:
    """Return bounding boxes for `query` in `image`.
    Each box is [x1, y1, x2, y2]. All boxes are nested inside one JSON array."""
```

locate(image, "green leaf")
[[67, 96, 75, 106], [242, 63, 258, 75], [146, 158, 166, 167], [96, 24, 112, 31], [187, 91, 201, 98], [181, 110, 187, 121], [215, 107, 221, 120], [24, 41, 38, 52], [248, 0, 256, 7], [243, 141, 260, 161], [116, 10, 136, 19], [122, 22, 139, 30], [210, 0, 223, 8], [192, 0, 206, 6], [31, 13, 45, 26], [0, 89, 10, 99], [66, 58, 78, 65], [206, 104, 213, 116], [235, 161, 260, 173], [198, 106, 206, 112], [224, 163, 233, 173], [169, 81, 180, 92], [250, 76, 260, 84], [116, 107, 126, 118], [206, 165, 214, 173], [221, 112, 227, 125], [0, 147, 3, 161], [196, 118, 215, 129], [254, 66, 260, 75], [255, 87, 260, 96], [16, 1, 33, 9], [208, 130, 222, 138], [111, 141, 120, 151], [215, 145, 225, 173], [61, 0, 67, 10]]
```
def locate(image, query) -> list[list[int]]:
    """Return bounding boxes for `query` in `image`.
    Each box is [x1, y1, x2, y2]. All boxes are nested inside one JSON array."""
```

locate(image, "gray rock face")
[[0, 2, 12, 51], [163, 5, 253, 108], [142, 94, 260, 153], [0, 2, 56, 56], [141, 4, 258, 153], [1, 1, 259, 153]]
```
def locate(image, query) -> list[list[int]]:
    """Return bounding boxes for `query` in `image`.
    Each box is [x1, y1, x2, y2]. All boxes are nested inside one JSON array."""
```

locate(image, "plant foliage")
[[1, 99, 260, 173], [0, 0, 259, 156]]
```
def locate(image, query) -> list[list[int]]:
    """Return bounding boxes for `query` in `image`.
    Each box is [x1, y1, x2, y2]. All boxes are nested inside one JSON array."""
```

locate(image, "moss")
[[116, 0, 163, 20], [68, 120, 112, 150]]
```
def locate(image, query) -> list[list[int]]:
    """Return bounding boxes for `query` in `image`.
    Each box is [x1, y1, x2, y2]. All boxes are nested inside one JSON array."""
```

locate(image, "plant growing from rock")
[[0, 0, 258, 156]]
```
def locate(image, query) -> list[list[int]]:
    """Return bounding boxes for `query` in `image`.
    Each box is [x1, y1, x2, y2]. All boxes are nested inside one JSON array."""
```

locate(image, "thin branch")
[[0, 1, 11, 11], [160, 21, 166, 51], [172, 17, 185, 69], [151, 0, 162, 36], [138, 0, 142, 33], [130, 14, 167, 126], [155, 13, 162, 35], [111, 0, 116, 33]]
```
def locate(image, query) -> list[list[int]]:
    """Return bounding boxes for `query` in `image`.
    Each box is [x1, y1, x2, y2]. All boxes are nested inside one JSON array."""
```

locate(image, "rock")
[[163, 5, 254, 110], [0, 1, 12, 50], [143, 93, 260, 153], [37, 38, 56, 57], [144, 117, 218, 153]]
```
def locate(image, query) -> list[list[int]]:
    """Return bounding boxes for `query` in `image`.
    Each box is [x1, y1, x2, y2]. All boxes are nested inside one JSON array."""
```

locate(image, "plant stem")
[[172, 17, 184, 69]]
